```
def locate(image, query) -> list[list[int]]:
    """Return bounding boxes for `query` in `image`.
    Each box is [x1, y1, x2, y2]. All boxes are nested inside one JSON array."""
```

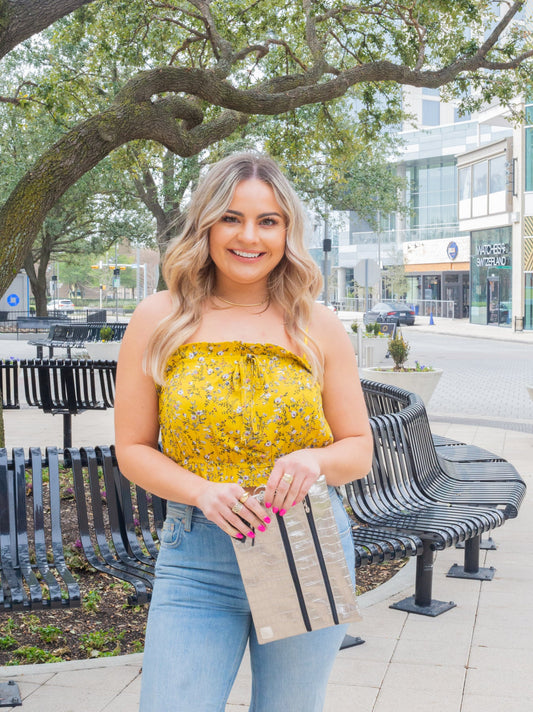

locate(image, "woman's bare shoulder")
[[132, 291, 172, 321], [308, 302, 352, 357], [125, 291, 173, 339], [309, 302, 347, 338]]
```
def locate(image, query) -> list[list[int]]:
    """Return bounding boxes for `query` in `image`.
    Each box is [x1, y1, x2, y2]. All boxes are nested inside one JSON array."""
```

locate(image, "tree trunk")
[[0, 0, 97, 60], [24, 253, 50, 316]]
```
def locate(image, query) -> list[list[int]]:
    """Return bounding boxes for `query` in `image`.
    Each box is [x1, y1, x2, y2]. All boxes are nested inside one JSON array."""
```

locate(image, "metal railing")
[[0, 309, 127, 333], [331, 298, 455, 318]]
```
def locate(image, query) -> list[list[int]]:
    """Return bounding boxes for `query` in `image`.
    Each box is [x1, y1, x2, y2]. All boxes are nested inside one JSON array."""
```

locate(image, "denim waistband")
[[166, 501, 206, 532]]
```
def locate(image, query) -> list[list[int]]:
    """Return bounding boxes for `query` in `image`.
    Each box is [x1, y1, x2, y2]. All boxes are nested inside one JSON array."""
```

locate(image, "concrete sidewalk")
[[1, 330, 532, 711]]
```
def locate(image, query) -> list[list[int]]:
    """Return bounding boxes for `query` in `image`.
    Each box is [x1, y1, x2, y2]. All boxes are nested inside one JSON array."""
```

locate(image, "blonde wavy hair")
[[145, 152, 324, 384]]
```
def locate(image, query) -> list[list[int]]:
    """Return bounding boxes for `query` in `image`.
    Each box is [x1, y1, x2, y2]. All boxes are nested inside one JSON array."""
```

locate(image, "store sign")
[[474, 242, 510, 267], [447, 241, 458, 260]]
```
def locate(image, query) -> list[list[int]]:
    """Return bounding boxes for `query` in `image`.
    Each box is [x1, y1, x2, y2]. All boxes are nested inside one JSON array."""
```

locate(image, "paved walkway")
[[1, 326, 532, 711]]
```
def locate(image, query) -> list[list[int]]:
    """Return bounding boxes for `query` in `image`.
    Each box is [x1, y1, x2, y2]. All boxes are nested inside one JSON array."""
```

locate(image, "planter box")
[[359, 366, 444, 406], [85, 342, 121, 361], [346, 331, 390, 366], [360, 337, 390, 366], [348, 332, 359, 355]]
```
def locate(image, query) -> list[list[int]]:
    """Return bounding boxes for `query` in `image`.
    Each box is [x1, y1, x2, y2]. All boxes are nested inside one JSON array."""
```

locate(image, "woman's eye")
[[221, 215, 238, 223]]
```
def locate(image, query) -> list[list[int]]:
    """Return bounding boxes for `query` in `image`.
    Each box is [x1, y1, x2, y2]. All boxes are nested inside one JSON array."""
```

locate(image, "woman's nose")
[[240, 220, 257, 241]]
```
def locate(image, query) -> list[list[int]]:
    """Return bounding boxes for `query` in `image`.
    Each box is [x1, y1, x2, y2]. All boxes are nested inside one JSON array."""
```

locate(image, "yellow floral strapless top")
[[158, 341, 333, 487]]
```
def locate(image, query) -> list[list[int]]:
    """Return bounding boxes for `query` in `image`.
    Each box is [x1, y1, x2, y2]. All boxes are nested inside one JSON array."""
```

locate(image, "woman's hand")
[[264, 449, 322, 516], [195, 481, 271, 540]]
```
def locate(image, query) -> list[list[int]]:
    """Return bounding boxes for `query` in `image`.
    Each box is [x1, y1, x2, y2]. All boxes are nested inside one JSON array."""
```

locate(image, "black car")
[[363, 301, 416, 326]]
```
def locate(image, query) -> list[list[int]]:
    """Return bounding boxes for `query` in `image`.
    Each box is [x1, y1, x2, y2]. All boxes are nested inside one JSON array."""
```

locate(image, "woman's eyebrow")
[[226, 209, 284, 218]]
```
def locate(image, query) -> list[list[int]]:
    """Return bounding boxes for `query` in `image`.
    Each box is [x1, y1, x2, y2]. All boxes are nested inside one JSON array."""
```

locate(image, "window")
[[488, 154, 507, 213], [458, 167, 471, 219], [422, 99, 440, 126], [472, 161, 488, 217], [472, 161, 488, 197], [404, 159, 459, 239]]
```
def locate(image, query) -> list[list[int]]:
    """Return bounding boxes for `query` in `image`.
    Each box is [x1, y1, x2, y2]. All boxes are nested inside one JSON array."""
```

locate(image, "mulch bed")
[[0, 484, 407, 666]]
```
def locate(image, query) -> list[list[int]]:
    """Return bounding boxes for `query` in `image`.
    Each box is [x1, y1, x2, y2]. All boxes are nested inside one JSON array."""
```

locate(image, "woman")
[[115, 153, 373, 712]]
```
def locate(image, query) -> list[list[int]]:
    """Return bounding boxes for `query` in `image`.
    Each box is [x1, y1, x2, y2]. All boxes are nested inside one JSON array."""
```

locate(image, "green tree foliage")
[[0, 0, 531, 299]]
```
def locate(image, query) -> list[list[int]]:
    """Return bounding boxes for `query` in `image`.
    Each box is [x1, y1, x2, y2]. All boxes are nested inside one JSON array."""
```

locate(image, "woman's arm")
[[114, 293, 267, 537], [264, 305, 373, 510]]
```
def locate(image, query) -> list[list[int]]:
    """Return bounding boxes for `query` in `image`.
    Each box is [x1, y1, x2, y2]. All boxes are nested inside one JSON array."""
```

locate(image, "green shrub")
[[99, 326, 114, 342], [388, 333, 410, 370], [373, 322, 381, 336], [365, 323, 375, 335], [350, 322, 358, 333]]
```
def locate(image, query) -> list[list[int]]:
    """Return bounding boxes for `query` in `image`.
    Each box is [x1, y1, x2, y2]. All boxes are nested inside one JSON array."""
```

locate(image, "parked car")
[[47, 298, 75, 313], [363, 301, 416, 326]]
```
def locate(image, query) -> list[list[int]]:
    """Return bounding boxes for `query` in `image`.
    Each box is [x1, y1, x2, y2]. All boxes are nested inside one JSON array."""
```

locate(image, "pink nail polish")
[[265, 502, 272, 508], [235, 533, 244, 539], [263, 516, 271, 524], [257, 524, 266, 532], [272, 506, 279, 514], [279, 508, 286, 517], [247, 531, 255, 538], [292, 501, 296, 507]]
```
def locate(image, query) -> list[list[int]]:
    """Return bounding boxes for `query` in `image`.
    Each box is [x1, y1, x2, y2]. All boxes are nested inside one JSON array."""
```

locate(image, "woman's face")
[[208, 178, 287, 293]]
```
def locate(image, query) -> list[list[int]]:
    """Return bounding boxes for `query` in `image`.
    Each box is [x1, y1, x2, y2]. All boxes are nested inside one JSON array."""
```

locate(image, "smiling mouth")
[[229, 249, 265, 259]]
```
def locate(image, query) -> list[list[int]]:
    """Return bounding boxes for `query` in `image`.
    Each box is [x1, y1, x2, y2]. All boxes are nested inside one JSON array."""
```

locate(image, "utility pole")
[[322, 217, 332, 306]]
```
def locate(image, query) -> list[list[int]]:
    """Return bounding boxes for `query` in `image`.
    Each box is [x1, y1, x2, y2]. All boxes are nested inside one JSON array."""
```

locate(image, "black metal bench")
[[65, 446, 165, 606], [16, 316, 69, 340], [362, 378, 524, 554], [345, 380, 526, 616], [28, 322, 127, 358], [0, 359, 19, 409], [20, 359, 117, 448], [0, 447, 80, 610]]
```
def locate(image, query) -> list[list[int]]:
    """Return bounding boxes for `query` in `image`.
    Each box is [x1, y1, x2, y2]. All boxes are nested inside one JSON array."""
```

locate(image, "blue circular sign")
[[7, 293, 20, 306], [447, 241, 458, 261]]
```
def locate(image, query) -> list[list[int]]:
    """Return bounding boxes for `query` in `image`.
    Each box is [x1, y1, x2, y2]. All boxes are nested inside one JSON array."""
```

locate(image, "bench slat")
[[66, 447, 151, 605], [0, 360, 19, 409], [0, 448, 81, 611]]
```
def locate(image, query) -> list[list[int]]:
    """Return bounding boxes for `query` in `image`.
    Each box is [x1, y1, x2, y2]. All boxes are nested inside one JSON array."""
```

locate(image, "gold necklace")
[[215, 295, 269, 308]]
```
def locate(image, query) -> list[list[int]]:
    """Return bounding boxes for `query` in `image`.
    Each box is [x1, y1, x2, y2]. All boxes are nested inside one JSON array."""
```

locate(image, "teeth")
[[232, 250, 261, 258]]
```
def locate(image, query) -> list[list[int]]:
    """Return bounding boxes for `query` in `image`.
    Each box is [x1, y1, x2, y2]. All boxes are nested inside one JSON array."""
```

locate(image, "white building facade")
[[335, 74, 533, 330]]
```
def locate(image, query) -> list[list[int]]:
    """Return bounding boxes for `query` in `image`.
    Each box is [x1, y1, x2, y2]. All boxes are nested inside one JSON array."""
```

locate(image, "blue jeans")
[[139, 487, 355, 712]]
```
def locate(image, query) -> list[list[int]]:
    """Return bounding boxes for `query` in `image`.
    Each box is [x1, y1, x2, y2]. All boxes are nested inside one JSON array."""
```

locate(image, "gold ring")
[[282, 473, 294, 485], [232, 501, 244, 514], [238, 492, 250, 504]]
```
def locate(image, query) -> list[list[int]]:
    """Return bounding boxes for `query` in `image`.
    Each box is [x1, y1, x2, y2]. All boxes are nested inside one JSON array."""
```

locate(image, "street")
[[401, 327, 533, 428]]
